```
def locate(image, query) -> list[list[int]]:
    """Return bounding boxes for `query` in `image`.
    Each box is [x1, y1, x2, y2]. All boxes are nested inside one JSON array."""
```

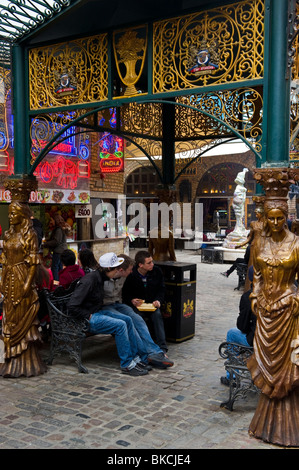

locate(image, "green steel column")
[[265, 0, 291, 167], [11, 44, 30, 177], [162, 101, 175, 186]]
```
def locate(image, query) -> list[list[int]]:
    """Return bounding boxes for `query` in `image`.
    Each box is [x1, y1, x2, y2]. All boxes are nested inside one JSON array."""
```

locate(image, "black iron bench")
[[44, 281, 91, 373], [218, 341, 259, 410], [234, 262, 248, 290]]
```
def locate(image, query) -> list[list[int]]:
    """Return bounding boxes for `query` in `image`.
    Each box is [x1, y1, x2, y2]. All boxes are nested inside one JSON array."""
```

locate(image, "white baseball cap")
[[99, 252, 124, 268]]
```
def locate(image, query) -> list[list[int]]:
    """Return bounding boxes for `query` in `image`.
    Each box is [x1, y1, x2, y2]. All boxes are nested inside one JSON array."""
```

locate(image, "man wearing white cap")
[[98, 252, 173, 369], [68, 252, 150, 376]]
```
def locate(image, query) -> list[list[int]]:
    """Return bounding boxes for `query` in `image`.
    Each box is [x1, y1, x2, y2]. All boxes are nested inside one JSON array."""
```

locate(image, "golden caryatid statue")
[[0, 178, 46, 377], [248, 168, 299, 447], [148, 188, 177, 262], [148, 224, 176, 262]]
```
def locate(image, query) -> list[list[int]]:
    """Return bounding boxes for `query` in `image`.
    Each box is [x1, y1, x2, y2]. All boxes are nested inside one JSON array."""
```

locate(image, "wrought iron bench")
[[44, 281, 90, 373], [218, 341, 259, 411], [234, 262, 248, 290], [201, 247, 223, 264]]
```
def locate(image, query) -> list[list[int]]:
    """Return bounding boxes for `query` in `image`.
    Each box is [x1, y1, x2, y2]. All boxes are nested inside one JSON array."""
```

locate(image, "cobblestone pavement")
[[0, 250, 280, 451]]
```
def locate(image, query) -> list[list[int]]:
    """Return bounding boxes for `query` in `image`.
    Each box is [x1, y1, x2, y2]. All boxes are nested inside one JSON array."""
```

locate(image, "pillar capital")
[[5, 175, 37, 203]]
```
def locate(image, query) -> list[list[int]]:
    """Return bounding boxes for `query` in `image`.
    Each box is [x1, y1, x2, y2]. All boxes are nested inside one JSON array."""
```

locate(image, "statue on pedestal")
[[248, 167, 299, 447], [223, 168, 249, 248], [0, 177, 46, 377], [148, 187, 177, 262]]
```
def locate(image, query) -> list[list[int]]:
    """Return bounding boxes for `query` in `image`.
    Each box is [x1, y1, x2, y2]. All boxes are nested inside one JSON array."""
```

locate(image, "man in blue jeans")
[[67, 254, 149, 376], [68, 252, 173, 375], [220, 266, 256, 385], [99, 252, 173, 369]]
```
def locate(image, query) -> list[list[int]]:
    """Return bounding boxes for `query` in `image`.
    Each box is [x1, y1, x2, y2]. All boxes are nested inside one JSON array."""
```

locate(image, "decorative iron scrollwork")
[[153, 0, 264, 93], [29, 34, 108, 110]]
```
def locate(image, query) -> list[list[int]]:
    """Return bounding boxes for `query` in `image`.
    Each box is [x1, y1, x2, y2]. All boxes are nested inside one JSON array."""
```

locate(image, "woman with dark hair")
[[248, 197, 299, 447], [78, 248, 99, 273], [0, 202, 46, 377], [43, 214, 70, 281]]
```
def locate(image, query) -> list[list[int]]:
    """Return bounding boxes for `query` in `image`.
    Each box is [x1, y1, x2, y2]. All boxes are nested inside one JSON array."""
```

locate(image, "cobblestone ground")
[[0, 250, 280, 451]]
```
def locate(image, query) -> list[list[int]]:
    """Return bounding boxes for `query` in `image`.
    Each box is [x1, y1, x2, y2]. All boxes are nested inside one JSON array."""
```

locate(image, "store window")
[[125, 167, 160, 196]]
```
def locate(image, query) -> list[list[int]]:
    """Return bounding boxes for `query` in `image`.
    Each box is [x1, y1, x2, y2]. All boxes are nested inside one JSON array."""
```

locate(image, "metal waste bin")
[[155, 261, 196, 342]]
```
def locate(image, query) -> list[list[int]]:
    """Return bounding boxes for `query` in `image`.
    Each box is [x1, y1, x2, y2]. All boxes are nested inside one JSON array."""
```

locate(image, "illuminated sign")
[[0, 151, 13, 174], [34, 156, 90, 189], [99, 134, 124, 173]]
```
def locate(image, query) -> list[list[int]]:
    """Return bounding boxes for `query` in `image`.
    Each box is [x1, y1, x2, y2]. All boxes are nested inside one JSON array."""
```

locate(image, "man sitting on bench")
[[220, 266, 256, 386]]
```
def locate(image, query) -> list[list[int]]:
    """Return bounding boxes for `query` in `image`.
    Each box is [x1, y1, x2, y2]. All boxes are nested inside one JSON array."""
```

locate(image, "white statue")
[[223, 168, 249, 248]]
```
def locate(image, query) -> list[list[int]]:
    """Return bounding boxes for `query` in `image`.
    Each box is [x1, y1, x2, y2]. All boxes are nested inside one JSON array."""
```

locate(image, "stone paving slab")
[[0, 251, 280, 450]]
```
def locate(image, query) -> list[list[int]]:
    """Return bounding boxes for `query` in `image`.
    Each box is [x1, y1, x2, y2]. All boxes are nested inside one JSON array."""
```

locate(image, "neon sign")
[[34, 156, 90, 189], [99, 134, 124, 173], [0, 151, 13, 174]]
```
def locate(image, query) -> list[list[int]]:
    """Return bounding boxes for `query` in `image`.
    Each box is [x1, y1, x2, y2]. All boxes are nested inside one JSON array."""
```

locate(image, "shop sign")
[[0, 188, 90, 204], [99, 134, 124, 173], [75, 204, 92, 218], [100, 156, 124, 173]]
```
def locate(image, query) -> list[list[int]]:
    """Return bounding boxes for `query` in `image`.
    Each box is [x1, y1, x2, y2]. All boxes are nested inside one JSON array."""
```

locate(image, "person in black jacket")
[[43, 214, 69, 281], [220, 265, 256, 386], [122, 250, 168, 353], [220, 244, 250, 277], [67, 258, 149, 377]]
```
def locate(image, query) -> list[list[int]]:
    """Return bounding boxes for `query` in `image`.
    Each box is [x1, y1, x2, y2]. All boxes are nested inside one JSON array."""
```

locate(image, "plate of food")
[[67, 191, 76, 202], [52, 190, 64, 203], [137, 303, 157, 312], [78, 191, 90, 203]]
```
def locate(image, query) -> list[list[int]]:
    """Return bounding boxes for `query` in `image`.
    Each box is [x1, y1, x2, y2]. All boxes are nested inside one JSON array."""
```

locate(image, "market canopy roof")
[[0, 0, 75, 64], [0, 0, 228, 65]]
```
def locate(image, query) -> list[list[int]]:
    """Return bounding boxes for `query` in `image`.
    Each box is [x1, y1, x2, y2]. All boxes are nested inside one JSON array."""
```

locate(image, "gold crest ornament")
[[187, 39, 219, 76], [54, 68, 77, 96]]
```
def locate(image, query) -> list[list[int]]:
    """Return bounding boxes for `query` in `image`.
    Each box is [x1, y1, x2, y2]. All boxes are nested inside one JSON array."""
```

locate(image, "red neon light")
[[99, 135, 124, 173], [53, 142, 73, 153], [34, 156, 90, 189], [0, 151, 14, 174], [100, 156, 124, 173]]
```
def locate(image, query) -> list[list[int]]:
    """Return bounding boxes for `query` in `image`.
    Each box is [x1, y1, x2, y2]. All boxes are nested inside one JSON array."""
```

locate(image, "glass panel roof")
[[0, 0, 72, 64]]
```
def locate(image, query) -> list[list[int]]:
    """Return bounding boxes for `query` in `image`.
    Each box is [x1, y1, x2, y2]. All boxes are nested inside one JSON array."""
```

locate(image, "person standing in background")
[[43, 214, 70, 281]]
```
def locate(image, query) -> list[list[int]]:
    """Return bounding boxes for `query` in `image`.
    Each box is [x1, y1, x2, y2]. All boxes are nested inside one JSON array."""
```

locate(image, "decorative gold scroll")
[[153, 0, 264, 93], [29, 34, 108, 110]]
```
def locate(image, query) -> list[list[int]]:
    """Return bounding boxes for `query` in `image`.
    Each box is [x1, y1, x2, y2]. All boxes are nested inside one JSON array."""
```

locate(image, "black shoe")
[[137, 362, 152, 371], [220, 272, 228, 277], [148, 353, 174, 368], [121, 365, 148, 376], [220, 376, 230, 386], [220, 376, 236, 387]]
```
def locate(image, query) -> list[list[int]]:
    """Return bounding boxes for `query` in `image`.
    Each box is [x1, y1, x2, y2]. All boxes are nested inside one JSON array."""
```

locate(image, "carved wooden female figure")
[[0, 201, 46, 377], [248, 198, 299, 446]]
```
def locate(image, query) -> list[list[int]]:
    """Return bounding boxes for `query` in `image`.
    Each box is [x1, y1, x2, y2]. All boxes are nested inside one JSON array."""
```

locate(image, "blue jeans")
[[51, 252, 63, 281], [103, 303, 163, 358], [226, 327, 250, 347], [225, 327, 250, 379], [89, 309, 140, 369], [138, 307, 167, 352]]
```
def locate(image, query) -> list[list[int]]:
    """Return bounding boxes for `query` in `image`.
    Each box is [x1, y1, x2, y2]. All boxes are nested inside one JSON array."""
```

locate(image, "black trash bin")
[[155, 261, 196, 342]]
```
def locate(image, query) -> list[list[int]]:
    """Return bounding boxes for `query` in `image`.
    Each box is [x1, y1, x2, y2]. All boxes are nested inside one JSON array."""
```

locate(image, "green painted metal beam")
[[263, 0, 291, 167], [11, 43, 31, 177]]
